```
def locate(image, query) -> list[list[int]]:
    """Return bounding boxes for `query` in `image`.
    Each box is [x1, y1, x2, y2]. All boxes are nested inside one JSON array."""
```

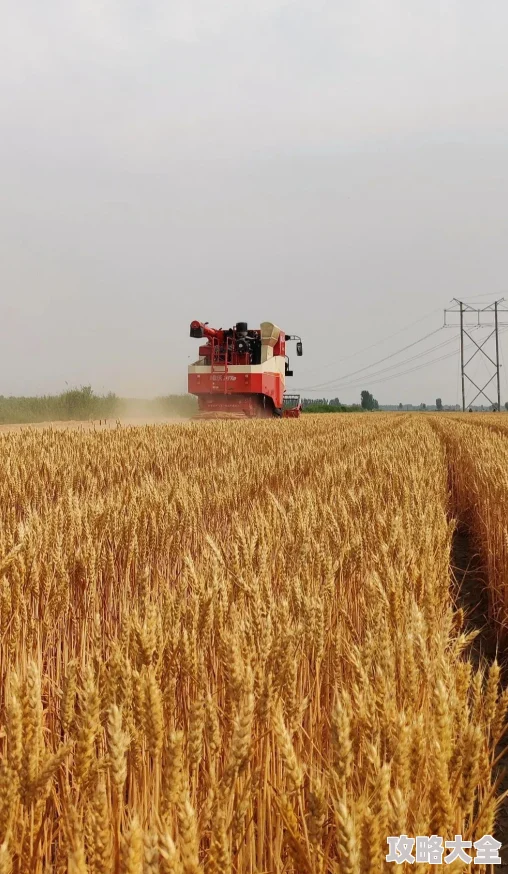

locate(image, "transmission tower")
[[444, 298, 508, 411]]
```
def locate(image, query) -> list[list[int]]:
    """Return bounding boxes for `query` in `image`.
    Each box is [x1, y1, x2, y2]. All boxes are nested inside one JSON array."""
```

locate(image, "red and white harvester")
[[188, 320, 303, 419]]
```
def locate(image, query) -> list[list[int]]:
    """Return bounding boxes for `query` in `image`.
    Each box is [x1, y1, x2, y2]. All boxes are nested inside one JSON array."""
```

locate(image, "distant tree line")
[[3, 386, 506, 425], [301, 391, 378, 412], [301, 400, 362, 413]]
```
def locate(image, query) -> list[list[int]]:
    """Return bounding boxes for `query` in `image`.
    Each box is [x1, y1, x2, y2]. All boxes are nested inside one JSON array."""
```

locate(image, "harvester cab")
[[188, 320, 303, 419]]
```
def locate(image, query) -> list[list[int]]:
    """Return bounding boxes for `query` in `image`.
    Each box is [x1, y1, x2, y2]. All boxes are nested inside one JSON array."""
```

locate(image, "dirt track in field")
[[0, 417, 188, 433], [449, 479, 508, 866]]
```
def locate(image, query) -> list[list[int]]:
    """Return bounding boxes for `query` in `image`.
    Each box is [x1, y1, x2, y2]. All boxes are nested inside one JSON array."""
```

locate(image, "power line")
[[460, 292, 508, 300], [328, 333, 459, 383], [306, 347, 462, 392], [299, 328, 499, 394], [294, 331, 458, 392], [352, 328, 507, 392], [299, 297, 506, 383], [298, 306, 443, 379], [297, 327, 444, 392], [295, 297, 508, 401]]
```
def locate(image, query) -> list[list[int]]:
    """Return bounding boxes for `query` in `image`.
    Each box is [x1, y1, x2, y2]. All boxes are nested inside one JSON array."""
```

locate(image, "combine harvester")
[[188, 320, 303, 419]]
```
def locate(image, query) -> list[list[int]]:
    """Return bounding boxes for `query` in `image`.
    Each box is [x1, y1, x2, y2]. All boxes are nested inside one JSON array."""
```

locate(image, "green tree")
[[436, 398, 443, 411], [62, 385, 95, 419], [361, 390, 378, 411]]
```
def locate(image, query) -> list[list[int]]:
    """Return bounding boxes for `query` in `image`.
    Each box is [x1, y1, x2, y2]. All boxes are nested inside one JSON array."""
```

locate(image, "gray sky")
[[2, 0, 508, 405]]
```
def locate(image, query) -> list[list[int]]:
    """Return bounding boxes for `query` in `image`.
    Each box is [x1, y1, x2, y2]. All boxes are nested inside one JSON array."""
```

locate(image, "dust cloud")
[[0, 395, 195, 432], [116, 396, 193, 423]]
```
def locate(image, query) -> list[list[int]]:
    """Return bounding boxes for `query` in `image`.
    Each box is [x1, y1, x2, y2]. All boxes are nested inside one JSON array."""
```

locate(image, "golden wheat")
[[0, 414, 505, 872]]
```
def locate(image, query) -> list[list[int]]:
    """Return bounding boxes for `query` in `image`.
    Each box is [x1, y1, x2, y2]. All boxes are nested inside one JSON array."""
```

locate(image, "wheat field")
[[0, 413, 507, 874]]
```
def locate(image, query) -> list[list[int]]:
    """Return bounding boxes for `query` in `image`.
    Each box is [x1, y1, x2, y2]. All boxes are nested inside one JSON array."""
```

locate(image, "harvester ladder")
[[210, 336, 233, 393]]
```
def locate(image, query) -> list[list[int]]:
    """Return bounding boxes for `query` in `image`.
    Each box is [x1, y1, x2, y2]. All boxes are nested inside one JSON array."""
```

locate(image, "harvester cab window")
[[250, 337, 262, 365]]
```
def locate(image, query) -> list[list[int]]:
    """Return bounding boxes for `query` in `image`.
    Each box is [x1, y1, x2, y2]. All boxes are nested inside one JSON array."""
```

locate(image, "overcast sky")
[[2, 0, 508, 405]]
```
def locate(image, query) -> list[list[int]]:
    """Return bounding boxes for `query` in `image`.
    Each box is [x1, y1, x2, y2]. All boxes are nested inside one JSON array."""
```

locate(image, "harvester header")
[[188, 320, 302, 419]]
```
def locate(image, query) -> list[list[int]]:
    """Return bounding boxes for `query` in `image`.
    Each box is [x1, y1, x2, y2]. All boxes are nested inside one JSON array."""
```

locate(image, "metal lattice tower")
[[444, 298, 508, 411]]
